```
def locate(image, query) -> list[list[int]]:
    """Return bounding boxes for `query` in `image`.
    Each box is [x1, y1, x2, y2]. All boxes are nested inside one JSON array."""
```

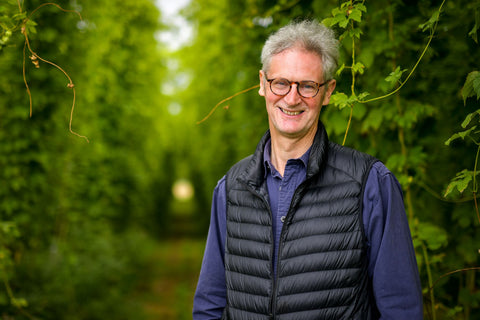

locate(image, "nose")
[[283, 83, 302, 105]]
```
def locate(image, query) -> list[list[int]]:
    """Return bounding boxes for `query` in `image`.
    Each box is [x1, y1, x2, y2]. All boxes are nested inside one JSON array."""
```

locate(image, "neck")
[[270, 130, 315, 177]]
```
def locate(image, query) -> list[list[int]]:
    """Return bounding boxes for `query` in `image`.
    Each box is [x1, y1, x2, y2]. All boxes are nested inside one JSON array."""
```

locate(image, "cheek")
[[308, 99, 324, 113], [267, 95, 283, 108], [265, 97, 275, 111], [263, 90, 276, 103]]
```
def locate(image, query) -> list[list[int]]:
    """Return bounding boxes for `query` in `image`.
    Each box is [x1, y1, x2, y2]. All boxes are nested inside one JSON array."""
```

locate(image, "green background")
[[1, 0, 480, 319]]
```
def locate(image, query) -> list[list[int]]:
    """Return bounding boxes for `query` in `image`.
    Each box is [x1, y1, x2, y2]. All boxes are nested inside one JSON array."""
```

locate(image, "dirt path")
[[139, 238, 205, 320]]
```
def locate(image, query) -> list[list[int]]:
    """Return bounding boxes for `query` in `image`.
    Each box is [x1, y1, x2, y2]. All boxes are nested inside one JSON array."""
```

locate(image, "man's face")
[[259, 47, 336, 141]]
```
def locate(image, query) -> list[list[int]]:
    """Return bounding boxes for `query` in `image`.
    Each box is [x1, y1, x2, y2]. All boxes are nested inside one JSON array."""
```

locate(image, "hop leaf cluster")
[[322, 2, 367, 29]]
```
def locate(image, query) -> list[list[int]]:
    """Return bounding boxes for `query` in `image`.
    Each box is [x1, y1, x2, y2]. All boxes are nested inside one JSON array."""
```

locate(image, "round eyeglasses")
[[266, 76, 329, 98]]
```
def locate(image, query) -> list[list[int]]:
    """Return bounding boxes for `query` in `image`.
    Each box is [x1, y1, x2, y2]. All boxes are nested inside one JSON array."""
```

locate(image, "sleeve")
[[192, 177, 228, 320], [363, 162, 423, 319]]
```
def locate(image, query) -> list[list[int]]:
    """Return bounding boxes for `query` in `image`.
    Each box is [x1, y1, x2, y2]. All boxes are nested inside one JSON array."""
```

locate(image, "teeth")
[[281, 108, 302, 116]]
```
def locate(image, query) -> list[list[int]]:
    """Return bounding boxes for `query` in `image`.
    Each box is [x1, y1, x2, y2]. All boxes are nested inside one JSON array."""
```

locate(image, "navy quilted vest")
[[224, 123, 377, 320]]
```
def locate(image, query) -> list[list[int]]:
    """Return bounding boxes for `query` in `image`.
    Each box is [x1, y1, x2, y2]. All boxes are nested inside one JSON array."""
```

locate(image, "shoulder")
[[370, 161, 394, 176], [326, 142, 378, 183], [212, 175, 227, 211], [214, 175, 227, 194], [225, 155, 254, 185], [328, 142, 377, 164], [367, 162, 402, 188], [364, 161, 404, 204]]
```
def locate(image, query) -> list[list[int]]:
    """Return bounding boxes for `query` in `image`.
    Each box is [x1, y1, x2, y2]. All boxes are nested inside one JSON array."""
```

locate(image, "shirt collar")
[[263, 138, 311, 178]]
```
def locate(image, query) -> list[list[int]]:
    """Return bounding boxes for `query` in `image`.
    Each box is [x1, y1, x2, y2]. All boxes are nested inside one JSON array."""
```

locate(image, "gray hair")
[[261, 20, 339, 80]]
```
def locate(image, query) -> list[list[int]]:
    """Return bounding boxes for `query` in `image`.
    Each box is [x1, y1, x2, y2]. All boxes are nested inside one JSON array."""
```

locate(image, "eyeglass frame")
[[264, 73, 330, 98]]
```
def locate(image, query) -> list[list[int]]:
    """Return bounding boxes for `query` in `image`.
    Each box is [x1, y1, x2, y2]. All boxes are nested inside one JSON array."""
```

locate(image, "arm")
[[363, 162, 423, 319], [193, 177, 228, 320]]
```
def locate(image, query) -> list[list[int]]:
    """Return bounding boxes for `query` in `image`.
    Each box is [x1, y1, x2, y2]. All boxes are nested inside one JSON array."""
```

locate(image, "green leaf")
[[446, 306, 464, 318], [0, 16, 14, 28], [445, 126, 477, 145], [340, 2, 350, 11], [361, 109, 384, 132], [11, 297, 28, 308], [385, 66, 407, 84], [419, 10, 440, 32], [332, 7, 343, 16], [416, 222, 448, 250], [461, 110, 480, 128], [339, 17, 349, 29], [12, 12, 26, 21], [444, 169, 479, 197], [332, 14, 347, 27], [25, 19, 37, 34], [352, 102, 366, 119], [358, 92, 370, 100], [474, 76, 480, 98], [352, 62, 365, 74], [385, 153, 407, 172], [348, 28, 363, 39], [330, 92, 349, 109], [349, 8, 362, 23], [0, 221, 19, 237], [336, 63, 345, 76], [330, 92, 360, 110], [355, 3, 367, 13], [468, 8, 480, 43], [461, 71, 480, 104], [322, 17, 334, 27]]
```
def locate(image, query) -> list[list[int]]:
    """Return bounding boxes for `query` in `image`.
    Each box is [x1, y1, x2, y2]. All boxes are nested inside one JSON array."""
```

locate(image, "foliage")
[[178, 0, 480, 319], [0, 0, 172, 318], [2, 0, 480, 319]]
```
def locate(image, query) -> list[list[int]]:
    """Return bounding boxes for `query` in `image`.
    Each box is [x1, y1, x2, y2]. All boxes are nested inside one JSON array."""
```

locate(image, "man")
[[193, 20, 423, 319]]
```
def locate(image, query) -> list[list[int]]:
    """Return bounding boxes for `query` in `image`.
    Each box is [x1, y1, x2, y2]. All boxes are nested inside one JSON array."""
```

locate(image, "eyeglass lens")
[[270, 78, 320, 98]]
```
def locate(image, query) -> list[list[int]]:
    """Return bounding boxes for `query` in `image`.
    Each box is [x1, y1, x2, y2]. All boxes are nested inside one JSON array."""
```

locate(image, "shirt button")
[[281, 216, 286, 223]]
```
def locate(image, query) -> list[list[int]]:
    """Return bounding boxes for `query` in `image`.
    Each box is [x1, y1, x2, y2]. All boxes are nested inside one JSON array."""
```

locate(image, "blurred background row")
[[1, 0, 479, 319]]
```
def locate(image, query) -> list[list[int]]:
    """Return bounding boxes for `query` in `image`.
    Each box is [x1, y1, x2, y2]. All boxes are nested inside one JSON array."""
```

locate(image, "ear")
[[259, 70, 266, 97], [322, 79, 336, 106]]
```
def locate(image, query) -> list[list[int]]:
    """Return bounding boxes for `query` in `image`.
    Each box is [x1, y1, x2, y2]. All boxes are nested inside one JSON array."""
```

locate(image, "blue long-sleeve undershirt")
[[193, 149, 423, 320]]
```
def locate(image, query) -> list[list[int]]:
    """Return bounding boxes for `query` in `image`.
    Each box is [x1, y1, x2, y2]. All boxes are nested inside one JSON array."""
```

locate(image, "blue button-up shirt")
[[264, 139, 310, 276], [193, 140, 423, 319]]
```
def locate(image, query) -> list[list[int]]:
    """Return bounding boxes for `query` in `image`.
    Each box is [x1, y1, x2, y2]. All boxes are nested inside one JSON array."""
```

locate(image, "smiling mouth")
[[280, 107, 303, 116]]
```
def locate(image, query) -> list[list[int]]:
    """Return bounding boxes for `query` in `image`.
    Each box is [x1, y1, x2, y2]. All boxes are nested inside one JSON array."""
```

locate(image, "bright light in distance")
[[172, 179, 194, 201]]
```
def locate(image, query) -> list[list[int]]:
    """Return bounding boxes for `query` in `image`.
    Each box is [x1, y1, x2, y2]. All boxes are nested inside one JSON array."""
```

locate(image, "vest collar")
[[238, 121, 329, 188], [306, 121, 329, 179]]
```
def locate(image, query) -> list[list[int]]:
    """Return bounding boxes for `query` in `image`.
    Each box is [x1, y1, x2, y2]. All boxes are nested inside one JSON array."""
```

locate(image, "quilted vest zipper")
[[271, 180, 309, 319]]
